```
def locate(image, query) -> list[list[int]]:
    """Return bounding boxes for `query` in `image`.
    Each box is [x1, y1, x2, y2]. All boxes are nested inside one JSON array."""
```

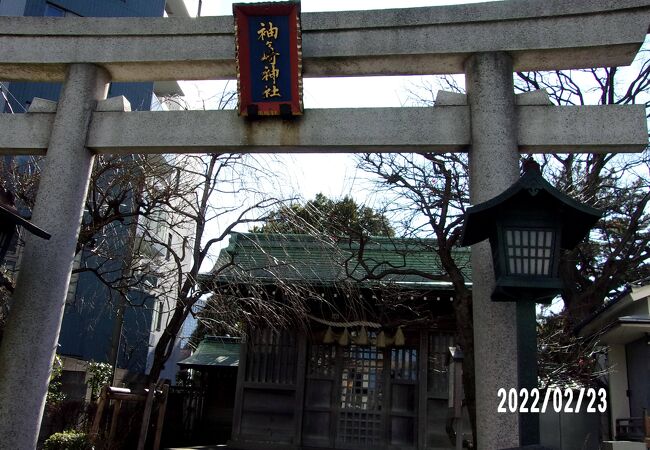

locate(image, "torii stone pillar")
[[0, 64, 109, 449], [465, 52, 522, 449]]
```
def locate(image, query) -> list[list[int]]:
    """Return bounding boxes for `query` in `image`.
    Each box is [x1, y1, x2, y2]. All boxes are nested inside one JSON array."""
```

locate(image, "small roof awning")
[[0, 203, 50, 240], [575, 282, 650, 340], [177, 336, 241, 368], [598, 315, 650, 345]]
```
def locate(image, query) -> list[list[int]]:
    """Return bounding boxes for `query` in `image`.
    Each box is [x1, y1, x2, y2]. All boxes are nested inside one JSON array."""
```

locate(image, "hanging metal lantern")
[[460, 161, 602, 303]]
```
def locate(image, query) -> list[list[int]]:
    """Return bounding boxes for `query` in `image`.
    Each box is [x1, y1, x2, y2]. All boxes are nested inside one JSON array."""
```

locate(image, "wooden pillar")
[[231, 336, 249, 440], [293, 333, 307, 445], [418, 330, 429, 450]]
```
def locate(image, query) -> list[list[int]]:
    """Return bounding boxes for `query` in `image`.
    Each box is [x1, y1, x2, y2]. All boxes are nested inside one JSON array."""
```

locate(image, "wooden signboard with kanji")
[[234, 2, 303, 117]]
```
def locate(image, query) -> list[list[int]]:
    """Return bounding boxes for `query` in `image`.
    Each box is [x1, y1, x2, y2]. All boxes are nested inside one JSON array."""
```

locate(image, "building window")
[[165, 233, 172, 261], [155, 300, 164, 331], [44, 3, 65, 16], [174, 168, 181, 191], [44, 3, 80, 17]]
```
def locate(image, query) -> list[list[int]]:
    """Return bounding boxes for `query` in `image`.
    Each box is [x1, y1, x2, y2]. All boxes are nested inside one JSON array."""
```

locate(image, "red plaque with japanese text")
[[234, 2, 303, 117]]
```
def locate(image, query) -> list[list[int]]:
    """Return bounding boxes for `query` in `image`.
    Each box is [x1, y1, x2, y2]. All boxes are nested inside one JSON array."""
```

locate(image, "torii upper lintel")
[[0, 0, 648, 82]]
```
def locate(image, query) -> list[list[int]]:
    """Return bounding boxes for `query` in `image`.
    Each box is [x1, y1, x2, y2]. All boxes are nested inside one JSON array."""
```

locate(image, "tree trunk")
[[147, 301, 189, 382], [455, 289, 476, 446], [440, 246, 477, 445]]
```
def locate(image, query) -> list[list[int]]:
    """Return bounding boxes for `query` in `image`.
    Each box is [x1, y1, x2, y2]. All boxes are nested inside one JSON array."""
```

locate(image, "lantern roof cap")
[[460, 162, 601, 249]]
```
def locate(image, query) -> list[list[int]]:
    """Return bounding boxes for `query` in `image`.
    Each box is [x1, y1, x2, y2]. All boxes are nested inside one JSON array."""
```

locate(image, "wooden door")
[[303, 339, 421, 449], [388, 347, 418, 447], [302, 344, 338, 447], [336, 344, 385, 448]]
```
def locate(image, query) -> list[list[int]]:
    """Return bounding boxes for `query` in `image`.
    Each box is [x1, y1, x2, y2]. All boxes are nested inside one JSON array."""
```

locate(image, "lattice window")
[[505, 228, 554, 276], [340, 345, 383, 410], [390, 347, 418, 382], [337, 344, 384, 447], [338, 410, 382, 447], [245, 328, 296, 384]]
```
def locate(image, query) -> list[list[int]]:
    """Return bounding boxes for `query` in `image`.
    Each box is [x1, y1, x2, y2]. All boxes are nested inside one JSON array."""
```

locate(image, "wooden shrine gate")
[[231, 327, 456, 450]]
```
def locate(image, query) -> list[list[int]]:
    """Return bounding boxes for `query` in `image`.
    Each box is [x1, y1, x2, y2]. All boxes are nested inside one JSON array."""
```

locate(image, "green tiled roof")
[[177, 336, 240, 368], [204, 232, 471, 290]]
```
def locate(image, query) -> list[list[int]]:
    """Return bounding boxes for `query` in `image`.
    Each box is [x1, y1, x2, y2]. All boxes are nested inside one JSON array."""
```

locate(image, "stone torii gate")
[[0, 1, 648, 449]]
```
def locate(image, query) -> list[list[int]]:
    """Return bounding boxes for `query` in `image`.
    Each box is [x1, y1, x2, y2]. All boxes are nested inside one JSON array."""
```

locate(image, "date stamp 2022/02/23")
[[497, 388, 607, 414]]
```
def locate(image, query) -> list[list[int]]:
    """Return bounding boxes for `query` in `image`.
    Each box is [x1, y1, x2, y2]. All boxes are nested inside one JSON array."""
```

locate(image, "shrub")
[[46, 354, 65, 406], [43, 430, 93, 450], [86, 361, 112, 401]]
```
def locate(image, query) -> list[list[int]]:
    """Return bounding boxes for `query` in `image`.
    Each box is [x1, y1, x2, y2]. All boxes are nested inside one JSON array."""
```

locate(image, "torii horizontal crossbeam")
[[0, 0, 649, 81], [0, 105, 645, 155]]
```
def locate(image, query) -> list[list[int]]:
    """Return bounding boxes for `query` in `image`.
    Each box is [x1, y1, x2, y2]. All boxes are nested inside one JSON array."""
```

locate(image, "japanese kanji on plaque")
[[234, 2, 303, 117]]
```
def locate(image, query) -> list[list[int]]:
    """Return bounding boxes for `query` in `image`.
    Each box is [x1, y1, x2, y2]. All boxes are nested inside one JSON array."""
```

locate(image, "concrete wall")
[[609, 345, 631, 437], [625, 337, 650, 417], [540, 402, 604, 450], [601, 441, 646, 450]]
